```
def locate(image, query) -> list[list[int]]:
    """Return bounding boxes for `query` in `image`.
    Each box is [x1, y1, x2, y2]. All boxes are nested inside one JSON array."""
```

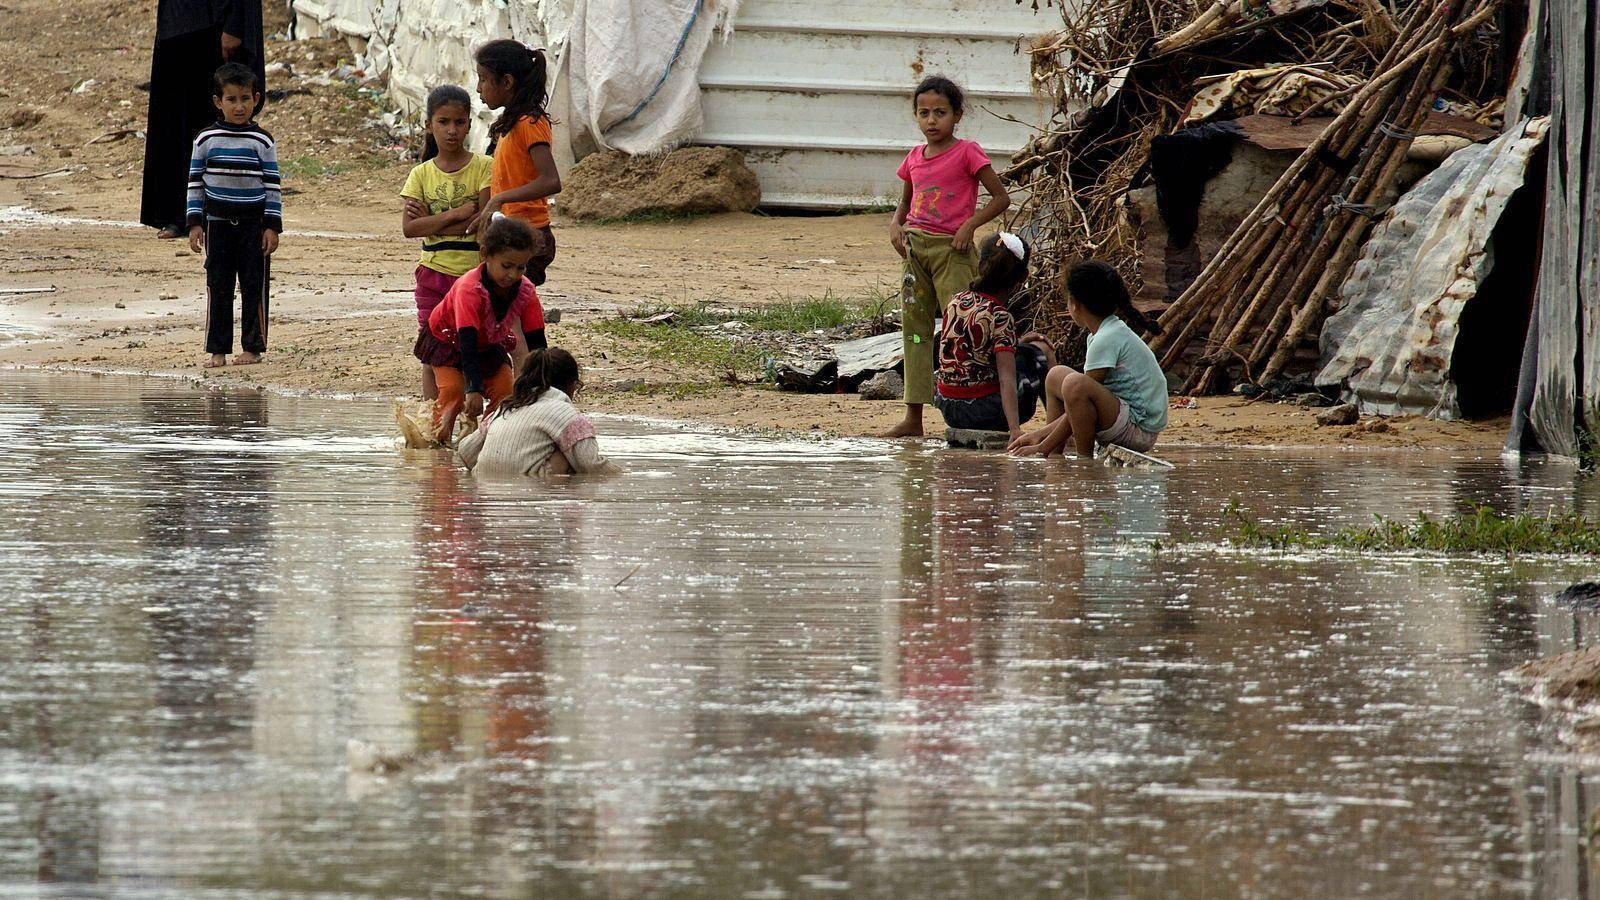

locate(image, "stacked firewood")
[[1147, 0, 1506, 393]]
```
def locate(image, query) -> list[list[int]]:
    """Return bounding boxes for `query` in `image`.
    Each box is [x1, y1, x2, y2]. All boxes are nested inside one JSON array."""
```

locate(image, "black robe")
[[140, 0, 266, 230]]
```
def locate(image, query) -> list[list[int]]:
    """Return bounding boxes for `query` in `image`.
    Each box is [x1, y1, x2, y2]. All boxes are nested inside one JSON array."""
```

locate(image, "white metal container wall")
[[697, 0, 1059, 208]]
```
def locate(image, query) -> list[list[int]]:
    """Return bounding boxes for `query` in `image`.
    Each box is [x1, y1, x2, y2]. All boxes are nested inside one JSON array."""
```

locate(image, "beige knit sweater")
[[457, 388, 619, 476]]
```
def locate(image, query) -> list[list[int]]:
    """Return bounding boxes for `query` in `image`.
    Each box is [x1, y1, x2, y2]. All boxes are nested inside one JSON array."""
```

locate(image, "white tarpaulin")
[[294, 0, 735, 160], [552, 0, 739, 159], [1315, 118, 1548, 418]]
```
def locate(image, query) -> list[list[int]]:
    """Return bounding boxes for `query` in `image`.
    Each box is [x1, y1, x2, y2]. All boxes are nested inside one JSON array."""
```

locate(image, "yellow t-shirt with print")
[[400, 154, 494, 277]]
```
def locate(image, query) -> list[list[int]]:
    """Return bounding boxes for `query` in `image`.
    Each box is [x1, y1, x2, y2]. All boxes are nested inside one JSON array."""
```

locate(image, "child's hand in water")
[[463, 392, 485, 418], [1008, 428, 1050, 456], [189, 226, 204, 254]]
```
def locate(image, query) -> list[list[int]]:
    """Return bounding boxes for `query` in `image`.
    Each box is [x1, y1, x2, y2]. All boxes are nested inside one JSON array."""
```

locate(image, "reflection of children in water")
[[138, 390, 269, 750], [409, 456, 580, 760], [896, 455, 1017, 756]]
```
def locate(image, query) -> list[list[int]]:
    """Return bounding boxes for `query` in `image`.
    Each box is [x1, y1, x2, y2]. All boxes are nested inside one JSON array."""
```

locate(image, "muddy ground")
[[0, 0, 1507, 448]]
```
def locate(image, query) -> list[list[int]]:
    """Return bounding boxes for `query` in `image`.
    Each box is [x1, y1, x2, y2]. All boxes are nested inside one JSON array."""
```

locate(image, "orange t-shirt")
[[491, 115, 553, 228]]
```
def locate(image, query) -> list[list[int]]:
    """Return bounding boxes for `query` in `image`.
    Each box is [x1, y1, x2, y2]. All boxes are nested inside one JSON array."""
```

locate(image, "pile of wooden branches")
[[1003, 0, 1506, 380], [1147, 0, 1505, 392]]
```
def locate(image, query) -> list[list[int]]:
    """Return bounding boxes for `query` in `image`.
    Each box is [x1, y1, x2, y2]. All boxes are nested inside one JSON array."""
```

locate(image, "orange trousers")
[[432, 364, 514, 443]]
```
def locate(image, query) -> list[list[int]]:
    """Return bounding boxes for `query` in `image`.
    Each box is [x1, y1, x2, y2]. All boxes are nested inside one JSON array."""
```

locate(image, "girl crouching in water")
[[458, 348, 620, 476], [935, 232, 1055, 441], [401, 84, 494, 400], [417, 216, 547, 443], [1008, 261, 1167, 457]]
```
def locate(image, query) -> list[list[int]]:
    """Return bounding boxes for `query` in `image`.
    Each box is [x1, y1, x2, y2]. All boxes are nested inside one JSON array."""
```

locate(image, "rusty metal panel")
[[1315, 118, 1549, 418], [697, 0, 1059, 207]]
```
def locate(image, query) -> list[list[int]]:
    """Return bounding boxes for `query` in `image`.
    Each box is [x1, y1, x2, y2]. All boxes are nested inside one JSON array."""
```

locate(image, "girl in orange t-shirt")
[[474, 40, 562, 286]]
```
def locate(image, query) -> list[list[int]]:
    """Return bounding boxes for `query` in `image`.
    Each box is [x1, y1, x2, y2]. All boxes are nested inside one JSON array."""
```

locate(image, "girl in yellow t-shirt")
[[402, 85, 493, 400]]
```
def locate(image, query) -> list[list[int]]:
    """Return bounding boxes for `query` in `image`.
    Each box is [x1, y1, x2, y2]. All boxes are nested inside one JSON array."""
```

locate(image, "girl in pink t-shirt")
[[884, 75, 1010, 438]]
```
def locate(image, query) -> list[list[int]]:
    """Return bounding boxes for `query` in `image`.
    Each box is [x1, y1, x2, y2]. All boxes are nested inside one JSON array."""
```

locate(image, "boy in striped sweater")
[[187, 62, 281, 368]]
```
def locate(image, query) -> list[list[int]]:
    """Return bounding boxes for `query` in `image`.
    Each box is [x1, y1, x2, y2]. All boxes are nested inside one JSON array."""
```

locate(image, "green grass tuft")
[[279, 155, 352, 178], [585, 319, 765, 373], [1226, 500, 1600, 555], [616, 289, 895, 334]]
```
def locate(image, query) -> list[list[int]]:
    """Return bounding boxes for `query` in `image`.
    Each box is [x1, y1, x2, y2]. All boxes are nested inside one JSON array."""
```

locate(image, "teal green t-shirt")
[[1084, 315, 1168, 432]]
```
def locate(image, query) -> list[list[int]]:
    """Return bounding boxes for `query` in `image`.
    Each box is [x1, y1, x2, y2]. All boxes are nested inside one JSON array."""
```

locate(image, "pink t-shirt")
[[895, 138, 991, 235]]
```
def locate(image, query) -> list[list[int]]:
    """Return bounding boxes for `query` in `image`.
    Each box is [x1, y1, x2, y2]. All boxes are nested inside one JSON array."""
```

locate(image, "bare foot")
[[233, 351, 261, 366], [878, 420, 924, 439], [203, 354, 226, 368]]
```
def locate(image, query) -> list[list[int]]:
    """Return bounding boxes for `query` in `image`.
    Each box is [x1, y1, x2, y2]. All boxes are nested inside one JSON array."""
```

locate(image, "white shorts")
[[1096, 400, 1159, 453]]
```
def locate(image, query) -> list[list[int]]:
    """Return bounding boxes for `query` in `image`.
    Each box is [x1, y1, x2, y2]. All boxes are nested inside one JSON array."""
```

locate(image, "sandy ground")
[[0, 0, 1508, 450]]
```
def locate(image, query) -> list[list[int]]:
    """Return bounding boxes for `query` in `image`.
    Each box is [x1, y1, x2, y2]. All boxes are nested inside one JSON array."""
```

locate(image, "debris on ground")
[[946, 428, 1010, 450], [562, 146, 760, 220], [774, 331, 905, 394], [1005, 0, 1514, 394], [1315, 403, 1359, 427], [857, 369, 903, 401], [1098, 445, 1176, 470]]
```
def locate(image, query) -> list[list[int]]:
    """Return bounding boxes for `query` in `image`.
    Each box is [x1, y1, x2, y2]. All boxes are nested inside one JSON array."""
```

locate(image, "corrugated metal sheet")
[[696, 0, 1058, 207], [1315, 118, 1549, 418]]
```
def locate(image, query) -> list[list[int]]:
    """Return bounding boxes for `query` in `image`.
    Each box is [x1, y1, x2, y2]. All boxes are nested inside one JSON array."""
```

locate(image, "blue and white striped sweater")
[[185, 121, 283, 232]]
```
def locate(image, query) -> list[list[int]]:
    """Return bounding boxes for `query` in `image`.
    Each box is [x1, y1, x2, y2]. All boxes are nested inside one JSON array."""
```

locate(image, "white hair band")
[[997, 232, 1026, 261]]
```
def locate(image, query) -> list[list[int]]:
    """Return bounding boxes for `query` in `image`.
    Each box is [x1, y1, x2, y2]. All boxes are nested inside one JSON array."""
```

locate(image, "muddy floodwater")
[[7, 372, 1600, 897]]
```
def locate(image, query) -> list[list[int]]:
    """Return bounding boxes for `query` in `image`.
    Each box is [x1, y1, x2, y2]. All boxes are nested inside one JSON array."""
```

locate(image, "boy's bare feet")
[[203, 354, 227, 368], [233, 351, 262, 366]]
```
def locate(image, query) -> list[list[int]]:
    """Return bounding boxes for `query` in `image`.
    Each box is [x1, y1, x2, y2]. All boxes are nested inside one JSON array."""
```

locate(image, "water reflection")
[[3, 373, 1600, 895]]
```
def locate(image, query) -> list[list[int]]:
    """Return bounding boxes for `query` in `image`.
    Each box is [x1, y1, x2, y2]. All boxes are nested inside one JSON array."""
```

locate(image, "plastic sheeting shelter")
[[1505, 0, 1600, 459]]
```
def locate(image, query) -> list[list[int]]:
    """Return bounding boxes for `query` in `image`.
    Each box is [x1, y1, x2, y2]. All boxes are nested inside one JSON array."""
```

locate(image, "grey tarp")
[[1507, 0, 1600, 457], [1316, 118, 1549, 418]]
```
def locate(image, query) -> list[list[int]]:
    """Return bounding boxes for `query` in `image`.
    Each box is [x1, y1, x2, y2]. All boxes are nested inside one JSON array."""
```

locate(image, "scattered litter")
[[633, 311, 676, 325], [1169, 396, 1198, 409], [82, 129, 138, 147], [0, 285, 54, 295], [858, 369, 903, 401], [946, 427, 1010, 450], [346, 738, 413, 775], [0, 145, 32, 157], [158, 293, 177, 300], [70, 79, 96, 94], [1315, 403, 1359, 427], [1098, 445, 1175, 469], [0, 167, 71, 180]]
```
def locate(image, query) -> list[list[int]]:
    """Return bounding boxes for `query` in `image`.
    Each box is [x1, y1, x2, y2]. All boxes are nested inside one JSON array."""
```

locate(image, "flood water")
[[5, 371, 1600, 897]]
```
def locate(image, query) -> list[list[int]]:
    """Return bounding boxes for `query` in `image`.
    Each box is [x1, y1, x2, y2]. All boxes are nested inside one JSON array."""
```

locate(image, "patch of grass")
[[586, 319, 765, 373], [617, 381, 724, 401], [280, 155, 351, 178], [618, 289, 895, 334], [1225, 500, 1600, 555]]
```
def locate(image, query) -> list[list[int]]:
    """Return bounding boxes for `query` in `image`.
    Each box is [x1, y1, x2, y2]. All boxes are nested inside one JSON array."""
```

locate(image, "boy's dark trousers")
[[204, 217, 270, 355]]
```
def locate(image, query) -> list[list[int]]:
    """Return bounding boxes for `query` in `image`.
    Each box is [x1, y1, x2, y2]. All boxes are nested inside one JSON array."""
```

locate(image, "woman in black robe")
[[140, 0, 266, 238]]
